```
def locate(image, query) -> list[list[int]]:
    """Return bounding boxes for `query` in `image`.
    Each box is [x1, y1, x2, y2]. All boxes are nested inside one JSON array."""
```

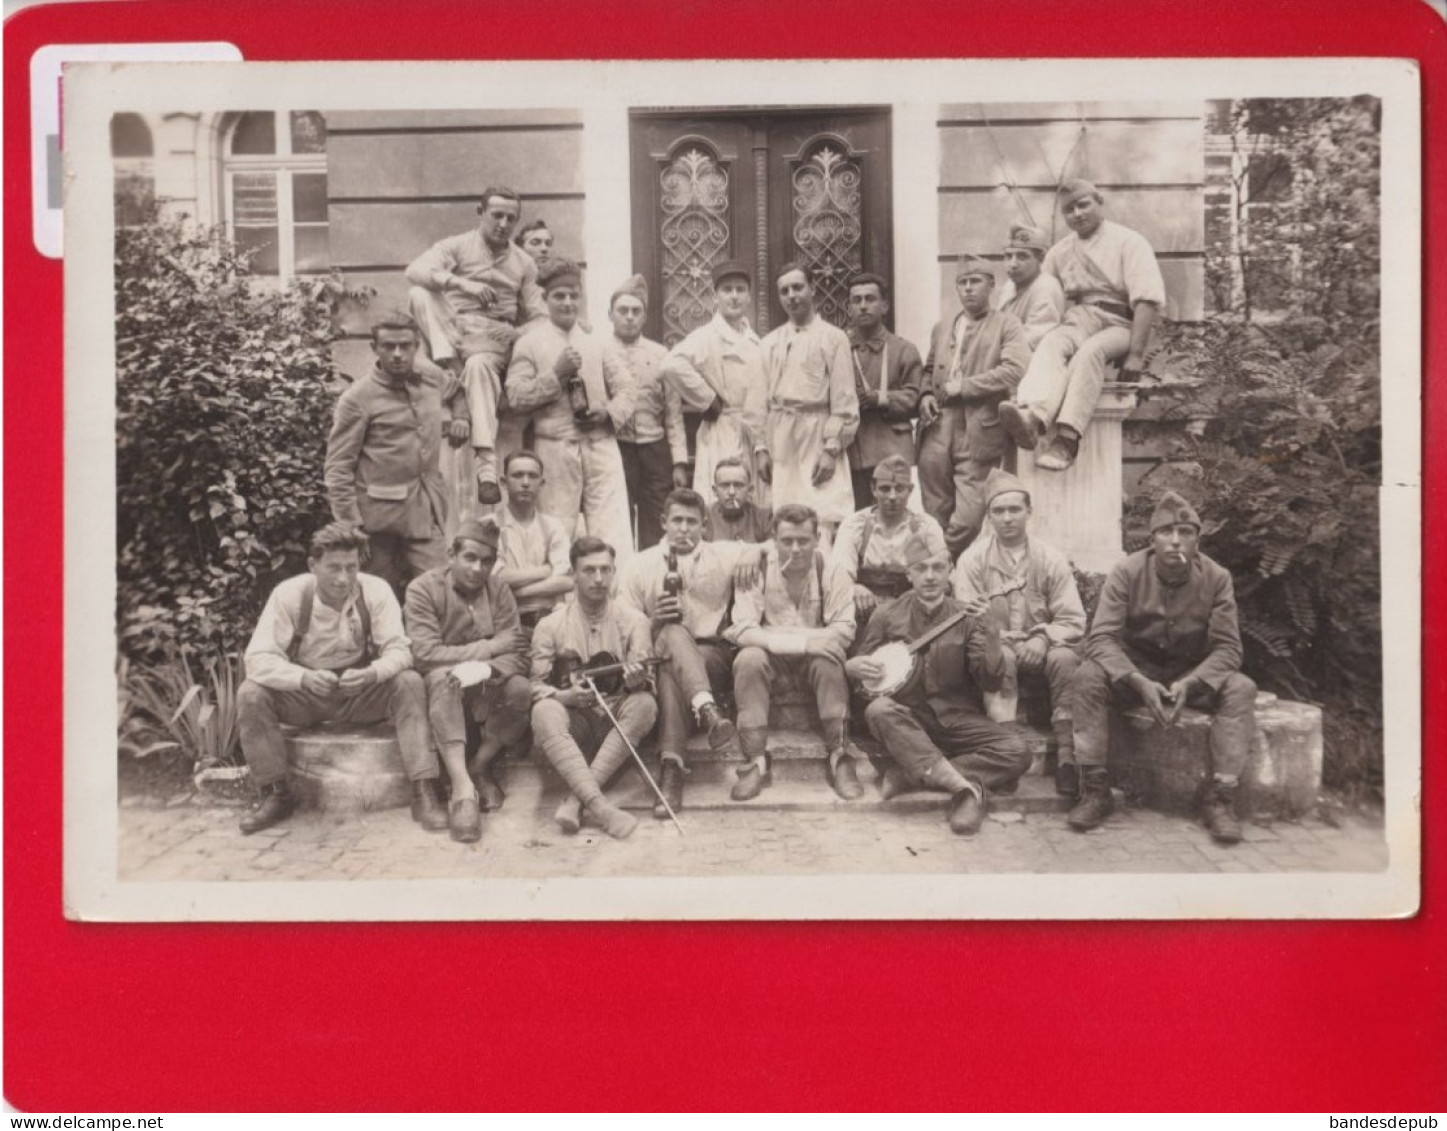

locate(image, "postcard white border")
[[63, 58, 1422, 921]]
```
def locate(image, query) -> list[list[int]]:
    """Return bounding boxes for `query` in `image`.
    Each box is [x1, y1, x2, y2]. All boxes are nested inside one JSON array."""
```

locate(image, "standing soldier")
[[660, 260, 768, 506], [406, 187, 548, 504], [996, 224, 1066, 349], [609, 275, 689, 549], [758, 263, 860, 538], [405, 518, 531, 841], [844, 273, 925, 510], [504, 258, 636, 559], [324, 312, 457, 595], [916, 254, 1031, 558], [999, 179, 1166, 471]]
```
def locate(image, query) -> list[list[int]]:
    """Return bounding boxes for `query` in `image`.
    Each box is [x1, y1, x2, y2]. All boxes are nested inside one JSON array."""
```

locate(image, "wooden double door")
[[629, 107, 893, 345]]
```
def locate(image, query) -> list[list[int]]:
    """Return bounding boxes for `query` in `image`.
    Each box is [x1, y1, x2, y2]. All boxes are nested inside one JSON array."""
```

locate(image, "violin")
[[549, 650, 659, 696]]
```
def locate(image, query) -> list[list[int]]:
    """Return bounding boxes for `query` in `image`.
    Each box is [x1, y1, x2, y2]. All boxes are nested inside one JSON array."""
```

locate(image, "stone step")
[[495, 759, 1072, 815]]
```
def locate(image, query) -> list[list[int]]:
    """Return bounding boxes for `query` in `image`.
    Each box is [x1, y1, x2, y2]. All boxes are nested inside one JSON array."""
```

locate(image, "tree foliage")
[[1136, 97, 1383, 795], [116, 210, 341, 661]]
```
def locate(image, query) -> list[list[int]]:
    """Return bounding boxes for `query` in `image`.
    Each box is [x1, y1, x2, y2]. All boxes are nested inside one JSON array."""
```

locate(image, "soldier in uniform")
[[1067, 491, 1256, 844], [952, 468, 1085, 794], [830, 454, 946, 625], [529, 537, 656, 839], [916, 254, 1032, 559], [844, 273, 925, 509], [999, 179, 1166, 471], [726, 504, 859, 802], [405, 518, 531, 840], [504, 258, 636, 560], [405, 188, 548, 503], [703, 458, 772, 544], [846, 525, 1031, 835], [996, 224, 1066, 349]]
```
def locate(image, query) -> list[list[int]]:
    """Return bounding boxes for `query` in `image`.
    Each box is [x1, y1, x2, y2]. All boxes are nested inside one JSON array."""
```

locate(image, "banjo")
[[857, 577, 1028, 698]]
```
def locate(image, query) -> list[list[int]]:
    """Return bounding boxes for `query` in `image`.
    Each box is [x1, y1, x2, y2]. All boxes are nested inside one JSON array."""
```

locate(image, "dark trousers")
[[917, 412, 998, 558], [618, 437, 674, 550], [654, 625, 733, 763], [851, 466, 876, 511], [864, 694, 1030, 790], [367, 529, 446, 600], [1072, 658, 1257, 774], [423, 669, 531, 758], [238, 672, 435, 787]]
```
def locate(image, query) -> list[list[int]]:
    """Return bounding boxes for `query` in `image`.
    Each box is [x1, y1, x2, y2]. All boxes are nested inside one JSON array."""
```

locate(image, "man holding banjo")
[[846, 524, 1031, 835]]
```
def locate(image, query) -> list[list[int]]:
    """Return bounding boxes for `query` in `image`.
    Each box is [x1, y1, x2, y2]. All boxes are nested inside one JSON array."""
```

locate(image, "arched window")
[[110, 113, 155, 226], [224, 111, 328, 278]]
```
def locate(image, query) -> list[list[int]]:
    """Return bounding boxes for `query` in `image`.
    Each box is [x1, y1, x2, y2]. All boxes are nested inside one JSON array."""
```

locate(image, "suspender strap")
[[285, 578, 375, 665]]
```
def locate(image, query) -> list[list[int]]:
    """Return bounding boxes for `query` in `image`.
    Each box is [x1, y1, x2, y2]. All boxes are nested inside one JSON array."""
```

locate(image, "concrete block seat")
[[278, 690, 1321, 821], [1110, 691, 1322, 817], [283, 722, 413, 813]]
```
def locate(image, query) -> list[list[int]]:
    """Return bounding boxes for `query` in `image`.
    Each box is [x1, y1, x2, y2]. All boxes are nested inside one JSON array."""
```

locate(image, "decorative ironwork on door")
[[790, 142, 864, 328], [659, 146, 731, 346]]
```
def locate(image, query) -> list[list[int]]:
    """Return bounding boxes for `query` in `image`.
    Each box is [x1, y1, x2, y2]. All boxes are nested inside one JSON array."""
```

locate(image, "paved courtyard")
[[119, 783, 1388, 883]]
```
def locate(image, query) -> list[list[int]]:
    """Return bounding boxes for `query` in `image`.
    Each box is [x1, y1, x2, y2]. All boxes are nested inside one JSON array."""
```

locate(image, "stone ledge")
[[278, 690, 1322, 820]]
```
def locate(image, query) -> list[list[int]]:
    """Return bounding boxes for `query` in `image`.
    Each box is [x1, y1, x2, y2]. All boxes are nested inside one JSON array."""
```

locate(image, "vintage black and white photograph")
[[64, 59, 1420, 920]]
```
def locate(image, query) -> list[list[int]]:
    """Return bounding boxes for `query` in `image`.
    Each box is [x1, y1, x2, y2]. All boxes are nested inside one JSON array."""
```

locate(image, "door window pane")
[[290, 111, 327, 154], [791, 143, 863, 329], [659, 146, 731, 347], [232, 172, 279, 226], [230, 112, 277, 155]]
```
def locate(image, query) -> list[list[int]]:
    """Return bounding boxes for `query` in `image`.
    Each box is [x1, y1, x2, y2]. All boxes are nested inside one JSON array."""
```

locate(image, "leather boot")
[[1052, 717, 1078, 797], [1066, 765, 1114, 831], [731, 728, 772, 802], [948, 781, 987, 835], [823, 719, 864, 801], [239, 780, 294, 835], [411, 778, 449, 832], [654, 757, 686, 819], [698, 701, 741, 758], [1202, 778, 1243, 845]]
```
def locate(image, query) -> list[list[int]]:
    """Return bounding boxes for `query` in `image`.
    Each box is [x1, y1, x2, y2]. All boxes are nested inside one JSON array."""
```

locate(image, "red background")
[[6, 0, 1444, 1112]]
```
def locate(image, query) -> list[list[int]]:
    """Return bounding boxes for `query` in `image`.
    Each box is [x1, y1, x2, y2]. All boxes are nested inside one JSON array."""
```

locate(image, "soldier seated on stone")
[[845, 525, 1031, 835], [404, 517, 531, 843], [620, 487, 766, 818], [829, 454, 947, 628], [952, 468, 1085, 796], [1068, 491, 1256, 844], [725, 503, 860, 802], [494, 450, 574, 631], [529, 536, 656, 839], [703, 457, 772, 544], [236, 522, 444, 836]]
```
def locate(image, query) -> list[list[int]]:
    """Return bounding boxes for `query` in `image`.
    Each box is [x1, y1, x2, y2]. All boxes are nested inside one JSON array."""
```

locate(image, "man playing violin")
[[529, 536, 656, 839], [845, 525, 1030, 835]]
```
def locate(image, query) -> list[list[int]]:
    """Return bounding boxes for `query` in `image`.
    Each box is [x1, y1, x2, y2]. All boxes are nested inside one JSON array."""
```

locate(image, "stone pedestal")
[[286, 723, 412, 813], [1016, 382, 1137, 575], [1111, 692, 1323, 817]]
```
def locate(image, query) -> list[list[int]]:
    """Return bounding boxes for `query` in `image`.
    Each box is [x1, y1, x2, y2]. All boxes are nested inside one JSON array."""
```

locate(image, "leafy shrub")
[[115, 210, 344, 661]]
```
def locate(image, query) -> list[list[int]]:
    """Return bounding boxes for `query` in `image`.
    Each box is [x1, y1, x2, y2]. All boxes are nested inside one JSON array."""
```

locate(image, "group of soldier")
[[233, 176, 1259, 851]]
